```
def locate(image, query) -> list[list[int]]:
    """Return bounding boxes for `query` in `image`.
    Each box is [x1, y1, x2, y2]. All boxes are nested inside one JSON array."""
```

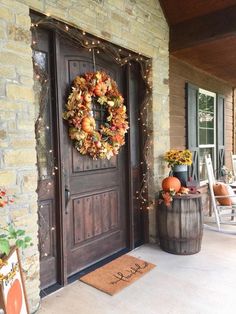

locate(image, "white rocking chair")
[[231, 152, 236, 178], [205, 154, 236, 234]]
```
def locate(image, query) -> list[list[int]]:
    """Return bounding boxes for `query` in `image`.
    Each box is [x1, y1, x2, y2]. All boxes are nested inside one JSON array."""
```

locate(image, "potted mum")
[[0, 189, 32, 257], [164, 149, 192, 186]]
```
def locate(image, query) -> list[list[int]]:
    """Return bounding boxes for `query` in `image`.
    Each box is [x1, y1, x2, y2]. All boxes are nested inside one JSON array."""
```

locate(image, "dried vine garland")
[[31, 15, 153, 210], [63, 71, 129, 159]]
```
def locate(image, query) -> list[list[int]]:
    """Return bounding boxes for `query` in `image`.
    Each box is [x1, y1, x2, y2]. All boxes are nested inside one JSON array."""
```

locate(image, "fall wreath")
[[63, 71, 129, 159]]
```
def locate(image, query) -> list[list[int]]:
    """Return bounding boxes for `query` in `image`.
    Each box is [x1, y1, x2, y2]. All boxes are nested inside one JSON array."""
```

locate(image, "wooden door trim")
[[53, 31, 68, 286], [126, 65, 135, 249], [32, 15, 146, 288], [125, 64, 147, 247]]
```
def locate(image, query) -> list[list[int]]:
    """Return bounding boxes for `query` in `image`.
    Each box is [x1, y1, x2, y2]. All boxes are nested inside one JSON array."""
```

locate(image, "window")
[[198, 89, 216, 181], [186, 84, 225, 183]]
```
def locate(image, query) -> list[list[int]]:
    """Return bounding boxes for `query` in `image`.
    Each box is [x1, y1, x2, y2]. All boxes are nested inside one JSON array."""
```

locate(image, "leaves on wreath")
[[63, 71, 129, 160]]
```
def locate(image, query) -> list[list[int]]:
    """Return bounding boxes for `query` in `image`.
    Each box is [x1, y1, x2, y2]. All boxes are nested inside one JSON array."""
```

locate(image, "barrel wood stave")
[[157, 195, 203, 255]]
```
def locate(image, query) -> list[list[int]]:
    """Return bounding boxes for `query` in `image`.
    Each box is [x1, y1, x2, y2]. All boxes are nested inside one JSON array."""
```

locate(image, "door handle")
[[65, 186, 70, 214]]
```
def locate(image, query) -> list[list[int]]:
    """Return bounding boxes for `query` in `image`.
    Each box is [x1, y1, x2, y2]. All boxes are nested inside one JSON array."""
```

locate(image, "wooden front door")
[[33, 22, 144, 291], [58, 40, 128, 277]]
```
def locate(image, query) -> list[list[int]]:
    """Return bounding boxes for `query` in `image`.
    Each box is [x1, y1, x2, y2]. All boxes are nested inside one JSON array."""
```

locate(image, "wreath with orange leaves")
[[63, 71, 129, 159]]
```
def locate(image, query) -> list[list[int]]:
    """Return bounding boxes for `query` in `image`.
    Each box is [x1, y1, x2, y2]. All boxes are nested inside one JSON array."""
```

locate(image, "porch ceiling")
[[160, 0, 236, 86]]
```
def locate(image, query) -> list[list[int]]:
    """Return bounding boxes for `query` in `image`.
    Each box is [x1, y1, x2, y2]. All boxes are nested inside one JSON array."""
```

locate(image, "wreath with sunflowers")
[[63, 71, 129, 159]]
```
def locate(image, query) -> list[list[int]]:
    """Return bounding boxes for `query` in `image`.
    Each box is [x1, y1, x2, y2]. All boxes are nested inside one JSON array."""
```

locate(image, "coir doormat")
[[80, 254, 156, 295]]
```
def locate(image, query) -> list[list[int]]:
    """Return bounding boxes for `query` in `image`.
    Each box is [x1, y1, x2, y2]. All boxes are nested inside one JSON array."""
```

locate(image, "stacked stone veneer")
[[0, 0, 169, 311], [0, 0, 40, 312]]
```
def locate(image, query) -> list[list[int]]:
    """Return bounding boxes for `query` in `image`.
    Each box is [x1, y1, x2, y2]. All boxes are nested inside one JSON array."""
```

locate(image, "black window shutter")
[[186, 83, 199, 183], [216, 94, 225, 178]]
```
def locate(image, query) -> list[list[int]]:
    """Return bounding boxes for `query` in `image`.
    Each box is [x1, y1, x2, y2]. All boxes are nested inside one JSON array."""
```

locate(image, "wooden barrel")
[[157, 194, 203, 255]]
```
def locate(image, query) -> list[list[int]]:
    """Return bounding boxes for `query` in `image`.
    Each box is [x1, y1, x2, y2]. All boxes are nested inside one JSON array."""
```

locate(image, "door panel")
[[33, 29, 58, 290], [59, 40, 128, 277]]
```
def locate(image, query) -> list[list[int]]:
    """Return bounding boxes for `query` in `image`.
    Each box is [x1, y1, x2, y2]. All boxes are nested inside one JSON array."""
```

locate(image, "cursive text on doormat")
[[110, 262, 149, 284]]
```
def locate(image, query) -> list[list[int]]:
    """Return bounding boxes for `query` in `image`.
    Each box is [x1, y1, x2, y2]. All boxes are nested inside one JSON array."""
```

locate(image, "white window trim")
[[198, 88, 216, 185]]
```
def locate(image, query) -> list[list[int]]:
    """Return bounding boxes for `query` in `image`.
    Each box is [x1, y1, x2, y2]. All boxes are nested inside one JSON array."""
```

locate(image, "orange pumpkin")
[[162, 176, 181, 193], [94, 82, 107, 96], [81, 117, 95, 133], [6, 279, 23, 314]]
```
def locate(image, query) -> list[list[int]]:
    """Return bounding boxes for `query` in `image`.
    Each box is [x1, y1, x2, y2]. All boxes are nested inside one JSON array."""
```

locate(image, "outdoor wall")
[[0, 0, 40, 311], [169, 55, 234, 213], [0, 0, 169, 311], [169, 55, 233, 167]]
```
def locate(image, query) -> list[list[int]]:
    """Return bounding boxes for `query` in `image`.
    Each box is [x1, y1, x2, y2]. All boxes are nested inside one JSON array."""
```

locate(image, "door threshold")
[[40, 283, 63, 298], [40, 248, 130, 297], [68, 247, 129, 284]]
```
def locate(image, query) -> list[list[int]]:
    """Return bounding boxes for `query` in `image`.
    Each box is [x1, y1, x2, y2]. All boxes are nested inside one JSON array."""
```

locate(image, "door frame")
[[32, 13, 148, 290], [54, 33, 145, 286]]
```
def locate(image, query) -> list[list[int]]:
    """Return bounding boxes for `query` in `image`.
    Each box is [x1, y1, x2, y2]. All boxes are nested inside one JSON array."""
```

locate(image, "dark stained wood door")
[[32, 28, 58, 290], [58, 40, 128, 277], [32, 20, 144, 290]]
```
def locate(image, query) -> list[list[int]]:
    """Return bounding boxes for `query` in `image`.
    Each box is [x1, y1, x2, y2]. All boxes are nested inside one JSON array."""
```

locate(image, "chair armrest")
[[214, 194, 236, 198]]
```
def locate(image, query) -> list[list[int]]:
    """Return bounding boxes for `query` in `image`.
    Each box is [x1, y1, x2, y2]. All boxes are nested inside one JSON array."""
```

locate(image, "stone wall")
[[0, 0, 169, 311], [0, 0, 40, 311]]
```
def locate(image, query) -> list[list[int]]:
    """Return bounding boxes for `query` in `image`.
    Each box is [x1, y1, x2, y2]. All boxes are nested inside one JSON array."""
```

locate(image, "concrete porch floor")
[[38, 229, 236, 314]]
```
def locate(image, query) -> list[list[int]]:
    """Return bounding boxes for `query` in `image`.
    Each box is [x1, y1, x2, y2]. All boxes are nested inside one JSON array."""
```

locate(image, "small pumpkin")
[[162, 176, 181, 193], [81, 117, 95, 134], [94, 82, 107, 96]]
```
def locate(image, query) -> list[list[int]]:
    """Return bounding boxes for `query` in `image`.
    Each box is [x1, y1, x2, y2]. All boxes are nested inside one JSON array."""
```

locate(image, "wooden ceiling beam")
[[170, 5, 236, 52]]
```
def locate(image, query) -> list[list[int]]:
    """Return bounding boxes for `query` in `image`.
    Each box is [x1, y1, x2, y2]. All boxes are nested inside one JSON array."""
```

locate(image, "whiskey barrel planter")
[[157, 194, 203, 255]]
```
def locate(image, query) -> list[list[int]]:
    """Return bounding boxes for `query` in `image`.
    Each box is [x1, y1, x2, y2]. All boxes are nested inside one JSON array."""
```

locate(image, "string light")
[[32, 15, 153, 214]]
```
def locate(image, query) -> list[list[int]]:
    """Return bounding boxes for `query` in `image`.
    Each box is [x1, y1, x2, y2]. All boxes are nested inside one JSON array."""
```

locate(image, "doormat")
[[80, 254, 156, 295]]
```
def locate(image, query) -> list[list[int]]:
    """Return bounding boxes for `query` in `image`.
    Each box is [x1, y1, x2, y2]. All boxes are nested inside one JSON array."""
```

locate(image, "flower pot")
[[172, 165, 188, 187]]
